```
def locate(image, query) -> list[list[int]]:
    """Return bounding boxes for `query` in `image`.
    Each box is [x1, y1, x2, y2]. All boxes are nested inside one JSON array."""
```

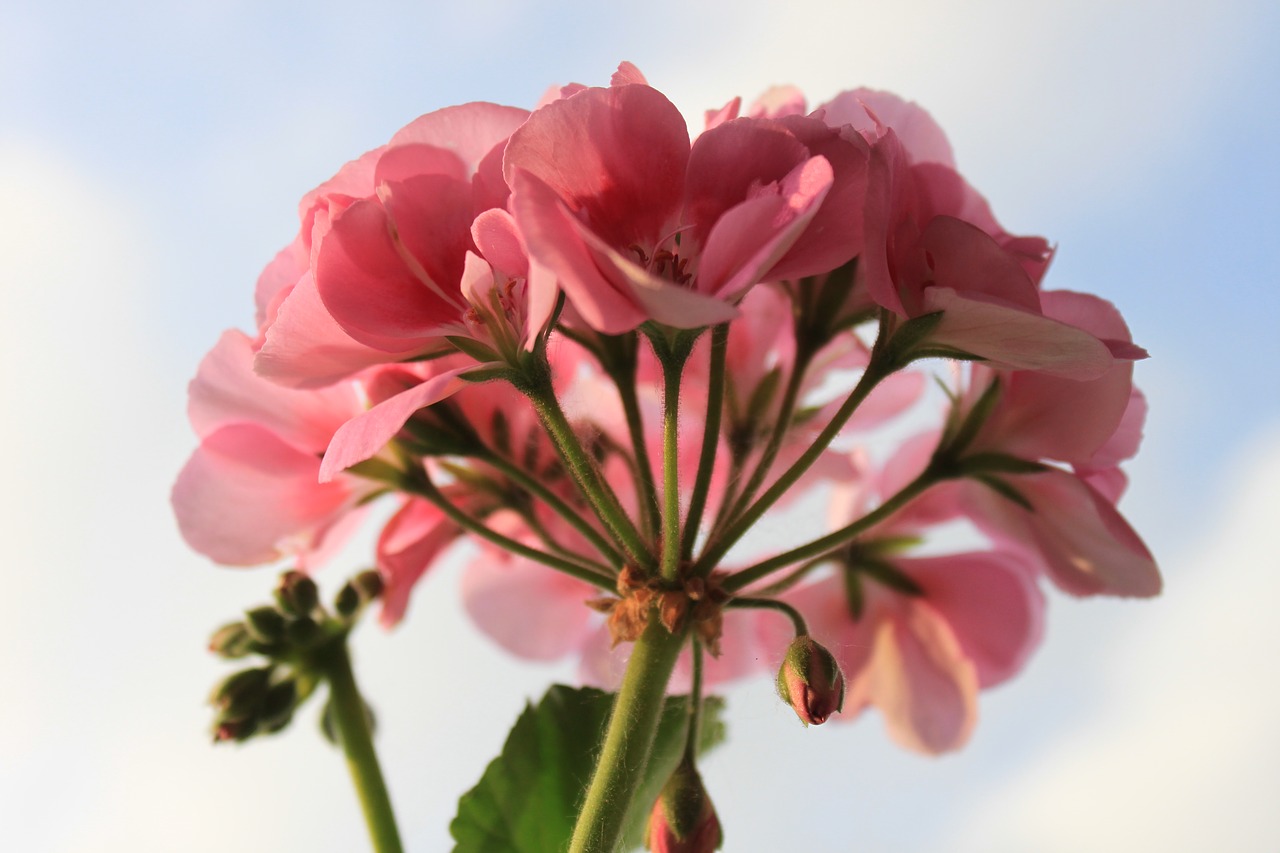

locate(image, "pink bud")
[[776, 635, 846, 726], [646, 760, 723, 852]]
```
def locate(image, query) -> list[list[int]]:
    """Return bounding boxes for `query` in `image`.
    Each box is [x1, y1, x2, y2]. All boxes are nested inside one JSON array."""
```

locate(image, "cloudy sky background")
[[3, 1, 1278, 850]]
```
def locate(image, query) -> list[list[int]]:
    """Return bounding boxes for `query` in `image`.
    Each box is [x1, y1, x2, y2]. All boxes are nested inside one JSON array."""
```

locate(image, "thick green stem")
[[318, 641, 403, 853], [524, 377, 653, 569], [681, 323, 728, 560], [568, 619, 686, 853]]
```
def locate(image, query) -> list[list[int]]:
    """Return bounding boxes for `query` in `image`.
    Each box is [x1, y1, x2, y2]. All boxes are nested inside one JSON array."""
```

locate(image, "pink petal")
[[503, 84, 687, 250], [819, 89, 955, 167], [610, 61, 648, 87], [376, 172, 474, 298], [870, 605, 978, 754], [461, 541, 597, 661], [254, 237, 307, 331], [172, 424, 354, 566], [189, 329, 360, 451], [923, 287, 1114, 379], [696, 156, 834, 301], [968, 470, 1161, 598], [748, 85, 807, 119], [256, 273, 426, 388], [903, 553, 1045, 688], [471, 208, 528, 278], [319, 366, 470, 481], [389, 102, 530, 176], [377, 498, 462, 627]]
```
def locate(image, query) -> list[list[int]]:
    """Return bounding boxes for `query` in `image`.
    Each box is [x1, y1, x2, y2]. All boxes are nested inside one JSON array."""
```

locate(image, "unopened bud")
[[274, 570, 319, 616], [351, 569, 384, 601], [208, 621, 253, 658], [244, 606, 286, 643], [646, 760, 722, 853], [258, 679, 298, 729], [285, 614, 324, 648], [776, 635, 845, 726], [334, 583, 360, 617], [210, 666, 273, 716]]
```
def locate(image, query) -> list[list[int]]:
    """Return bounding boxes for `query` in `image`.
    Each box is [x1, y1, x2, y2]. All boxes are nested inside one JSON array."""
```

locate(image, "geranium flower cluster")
[[175, 62, 1159, 768]]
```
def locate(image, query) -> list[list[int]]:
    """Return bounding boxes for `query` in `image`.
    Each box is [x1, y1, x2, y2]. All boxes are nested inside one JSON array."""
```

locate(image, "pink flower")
[[505, 70, 870, 334], [172, 330, 370, 567]]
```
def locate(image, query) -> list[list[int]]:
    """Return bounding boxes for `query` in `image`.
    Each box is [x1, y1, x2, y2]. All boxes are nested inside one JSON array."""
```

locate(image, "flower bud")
[[646, 760, 722, 853], [351, 569, 385, 602], [244, 606, 286, 643], [208, 621, 253, 658], [209, 666, 273, 716], [274, 570, 319, 616], [776, 635, 845, 726]]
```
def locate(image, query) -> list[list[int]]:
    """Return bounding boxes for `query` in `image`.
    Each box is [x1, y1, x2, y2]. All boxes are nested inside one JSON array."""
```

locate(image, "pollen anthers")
[[628, 244, 693, 287], [587, 565, 729, 654]]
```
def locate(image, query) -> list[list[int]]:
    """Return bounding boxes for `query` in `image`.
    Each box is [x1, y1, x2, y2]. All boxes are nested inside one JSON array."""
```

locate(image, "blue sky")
[[3, 1, 1278, 850]]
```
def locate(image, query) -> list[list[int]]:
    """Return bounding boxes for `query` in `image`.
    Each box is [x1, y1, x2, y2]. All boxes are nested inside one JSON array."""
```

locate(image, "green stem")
[[681, 323, 728, 560], [660, 351, 685, 581], [726, 597, 809, 635], [683, 639, 704, 762], [616, 368, 662, 542], [695, 343, 894, 576], [405, 471, 615, 590], [724, 467, 937, 592], [318, 641, 404, 853], [524, 377, 653, 570], [567, 619, 686, 853], [719, 343, 815, 535]]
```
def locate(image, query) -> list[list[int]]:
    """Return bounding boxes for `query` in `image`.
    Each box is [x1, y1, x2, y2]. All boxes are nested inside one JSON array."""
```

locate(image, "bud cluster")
[[208, 569, 384, 743]]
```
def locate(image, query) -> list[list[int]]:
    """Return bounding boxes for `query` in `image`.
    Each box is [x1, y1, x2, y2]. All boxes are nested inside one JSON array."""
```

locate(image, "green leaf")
[[450, 684, 726, 853]]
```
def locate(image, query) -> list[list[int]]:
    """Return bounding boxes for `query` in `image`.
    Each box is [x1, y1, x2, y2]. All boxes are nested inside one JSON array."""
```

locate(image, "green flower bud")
[[244, 606, 286, 643], [776, 635, 845, 726]]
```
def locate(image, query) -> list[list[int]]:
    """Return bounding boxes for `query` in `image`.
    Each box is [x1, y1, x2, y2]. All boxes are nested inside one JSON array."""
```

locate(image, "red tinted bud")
[[776, 635, 845, 726], [646, 760, 722, 853]]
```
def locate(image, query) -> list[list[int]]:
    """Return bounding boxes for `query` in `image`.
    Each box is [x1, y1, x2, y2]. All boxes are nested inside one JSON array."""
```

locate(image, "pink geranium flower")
[[504, 68, 870, 334]]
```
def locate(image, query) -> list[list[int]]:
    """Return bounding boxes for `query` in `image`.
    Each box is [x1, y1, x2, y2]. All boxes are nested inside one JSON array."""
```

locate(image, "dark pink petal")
[[923, 287, 1114, 379], [377, 498, 462, 627], [319, 366, 470, 481], [377, 172, 474, 297], [916, 216, 1040, 313], [373, 143, 466, 186], [172, 424, 353, 566], [904, 553, 1045, 688], [504, 84, 687, 249], [256, 273, 426, 388], [510, 170, 648, 333], [696, 155, 834, 300], [703, 97, 740, 133], [315, 197, 465, 349], [189, 329, 360, 451]]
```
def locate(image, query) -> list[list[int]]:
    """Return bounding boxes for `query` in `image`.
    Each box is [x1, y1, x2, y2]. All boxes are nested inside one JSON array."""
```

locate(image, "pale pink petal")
[[819, 89, 955, 167], [189, 329, 360, 450], [389, 102, 530, 176], [254, 237, 307, 331], [461, 546, 598, 661], [610, 61, 648, 87], [319, 366, 471, 481], [377, 498, 462, 627], [172, 424, 353, 566], [748, 85, 807, 119], [256, 273, 426, 389], [924, 287, 1114, 380], [870, 606, 979, 754], [967, 470, 1161, 597], [844, 370, 926, 432], [373, 143, 466, 186], [903, 553, 1045, 688], [703, 97, 741, 133]]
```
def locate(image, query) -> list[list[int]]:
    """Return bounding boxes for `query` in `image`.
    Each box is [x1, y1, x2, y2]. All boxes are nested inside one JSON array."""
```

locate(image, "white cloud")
[[949, 427, 1280, 852]]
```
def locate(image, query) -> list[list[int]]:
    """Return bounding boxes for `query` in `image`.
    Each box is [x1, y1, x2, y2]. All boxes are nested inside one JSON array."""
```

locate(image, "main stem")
[[319, 641, 404, 853], [568, 619, 686, 853]]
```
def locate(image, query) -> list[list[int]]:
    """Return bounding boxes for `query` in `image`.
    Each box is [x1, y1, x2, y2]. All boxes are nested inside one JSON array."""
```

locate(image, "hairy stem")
[[681, 323, 728, 560], [318, 641, 403, 853]]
